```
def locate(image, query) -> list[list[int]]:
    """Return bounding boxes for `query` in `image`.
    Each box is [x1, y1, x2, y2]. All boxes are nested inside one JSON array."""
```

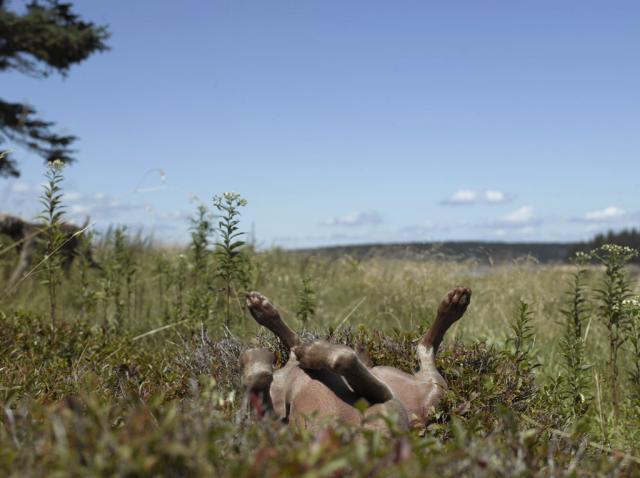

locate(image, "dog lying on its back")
[[240, 287, 471, 430]]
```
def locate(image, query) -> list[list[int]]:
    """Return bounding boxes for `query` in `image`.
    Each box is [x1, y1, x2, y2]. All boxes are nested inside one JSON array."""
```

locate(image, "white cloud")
[[398, 221, 451, 238], [70, 204, 91, 215], [323, 211, 383, 227], [584, 206, 625, 221], [500, 206, 534, 225], [485, 190, 508, 203], [443, 189, 512, 205], [11, 182, 33, 193], [65, 191, 82, 202], [444, 189, 478, 205], [515, 226, 536, 235], [63, 192, 148, 221]]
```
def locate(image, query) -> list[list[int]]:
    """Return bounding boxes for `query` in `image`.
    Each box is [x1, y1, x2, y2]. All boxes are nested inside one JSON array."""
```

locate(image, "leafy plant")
[[187, 204, 214, 320], [189, 204, 213, 286], [624, 297, 640, 410], [153, 252, 173, 323], [508, 300, 537, 371], [558, 258, 591, 417], [590, 244, 638, 417], [38, 159, 67, 327], [296, 274, 316, 324], [102, 226, 136, 327], [75, 228, 98, 319], [174, 253, 188, 320], [213, 192, 249, 326]]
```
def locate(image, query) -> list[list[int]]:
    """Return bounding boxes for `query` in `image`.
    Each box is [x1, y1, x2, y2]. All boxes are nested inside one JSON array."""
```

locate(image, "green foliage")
[[189, 204, 213, 284], [0, 312, 637, 476], [296, 274, 316, 324], [508, 300, 537, 372], [101, 226, 136, 328], [187, 204, 214, 321], [624, 297, 640, 409], [0, 0, 110, 176], [589, 244, 638, 416], [75, 228, 98, 318], [213, 192, 249, 326], [37, 159, 66, 327], [2, 179, 640, 475], [174, 253, 188, 320], [558, 263, 591, 418]]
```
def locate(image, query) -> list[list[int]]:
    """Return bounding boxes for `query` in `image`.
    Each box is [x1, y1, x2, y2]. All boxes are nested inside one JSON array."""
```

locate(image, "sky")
[[2, 0, 639, 248]]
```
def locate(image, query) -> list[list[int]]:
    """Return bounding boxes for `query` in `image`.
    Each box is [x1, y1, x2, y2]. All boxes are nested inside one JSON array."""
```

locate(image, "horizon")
[[2, 1, 639, 248]]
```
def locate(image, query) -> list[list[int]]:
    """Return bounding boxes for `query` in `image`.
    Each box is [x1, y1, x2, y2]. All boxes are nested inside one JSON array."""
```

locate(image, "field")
[[1, 209, 640, 476]]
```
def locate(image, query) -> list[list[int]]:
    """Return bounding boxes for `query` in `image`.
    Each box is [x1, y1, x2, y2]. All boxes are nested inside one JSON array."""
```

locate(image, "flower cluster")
[[622, 297, 640, 317], [213, 192, 248, 209], [49, 158, 65, 172], [600, 243, 639, 258]]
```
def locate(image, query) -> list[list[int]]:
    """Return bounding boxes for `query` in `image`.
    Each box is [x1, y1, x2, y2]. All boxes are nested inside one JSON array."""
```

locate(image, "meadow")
[[1, 174, 640, 476]]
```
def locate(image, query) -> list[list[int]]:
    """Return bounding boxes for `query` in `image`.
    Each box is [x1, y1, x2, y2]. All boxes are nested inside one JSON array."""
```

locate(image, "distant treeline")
[[298, 241, 575, 264], [569, 228, 640, 262], [299, 229, 640, 264]]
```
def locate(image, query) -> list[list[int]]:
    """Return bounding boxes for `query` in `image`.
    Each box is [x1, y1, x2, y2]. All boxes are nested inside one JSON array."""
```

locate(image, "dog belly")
[[280, 366, 362, 427], [371, 366, 440, 424]]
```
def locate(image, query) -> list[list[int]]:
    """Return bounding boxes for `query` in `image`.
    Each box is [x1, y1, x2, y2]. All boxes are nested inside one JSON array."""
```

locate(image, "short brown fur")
[[240, 287, 471, 430]]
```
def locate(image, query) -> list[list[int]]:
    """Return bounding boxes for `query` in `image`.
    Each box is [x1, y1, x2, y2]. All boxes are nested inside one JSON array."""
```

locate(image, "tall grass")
[[1, 181, 640, 475]]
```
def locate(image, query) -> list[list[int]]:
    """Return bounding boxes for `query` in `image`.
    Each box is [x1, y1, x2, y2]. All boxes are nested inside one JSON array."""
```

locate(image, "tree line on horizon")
[[570, 228, 640, 263]]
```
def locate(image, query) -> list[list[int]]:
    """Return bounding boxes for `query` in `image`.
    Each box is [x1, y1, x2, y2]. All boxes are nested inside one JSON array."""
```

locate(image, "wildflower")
[[49, 158, 65, 171], [599, 244, 638, 259], [622, 297, 640, 316], [573, 251, 591, 264]]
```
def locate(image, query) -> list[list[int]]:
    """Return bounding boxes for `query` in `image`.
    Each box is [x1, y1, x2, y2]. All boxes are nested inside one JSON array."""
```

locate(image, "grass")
[[1, 221, 640, 476]]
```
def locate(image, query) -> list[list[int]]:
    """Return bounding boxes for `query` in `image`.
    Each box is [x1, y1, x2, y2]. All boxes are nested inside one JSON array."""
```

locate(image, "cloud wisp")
[[499, 206, 535, 225], [443, 189, 478, 205], [322, 211, 383, 227], [467, 205, 541, 238], [442, 189, 513, 205], [584, 206, 626, 222]]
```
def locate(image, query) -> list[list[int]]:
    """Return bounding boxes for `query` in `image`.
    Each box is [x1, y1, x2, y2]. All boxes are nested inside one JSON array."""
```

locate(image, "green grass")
[[1, 233, 640, 476]]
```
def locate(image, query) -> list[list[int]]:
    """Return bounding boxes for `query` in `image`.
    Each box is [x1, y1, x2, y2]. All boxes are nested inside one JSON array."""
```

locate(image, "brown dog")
[[240, 287, 471, 430]]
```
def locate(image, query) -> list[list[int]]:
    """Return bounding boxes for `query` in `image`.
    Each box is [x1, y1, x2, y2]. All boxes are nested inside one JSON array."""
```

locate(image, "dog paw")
[[437, 287, 472, 323], [246, 291, 279, 326]]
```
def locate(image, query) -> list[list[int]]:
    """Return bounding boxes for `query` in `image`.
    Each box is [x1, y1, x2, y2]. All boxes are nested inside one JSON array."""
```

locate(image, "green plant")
[[153, 252, 173, 323], [102, 226, 136, 327], [174, 253, 188, 320], [558, 259, 591, 417], [508, 300, 537, 371], [296, 274, 316, 324], [213, 192, 249, 326], [38, 159, 67, 327], [187, 204, 214, 321], [590, 244, 638, 417], [189, 204, 213, 285], [625, 297, 640, 410], [75, 229, 98, 319]]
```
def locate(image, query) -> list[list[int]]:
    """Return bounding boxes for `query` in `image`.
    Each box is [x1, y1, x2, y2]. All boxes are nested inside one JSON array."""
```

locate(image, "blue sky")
[[2, 0, 639, 247]]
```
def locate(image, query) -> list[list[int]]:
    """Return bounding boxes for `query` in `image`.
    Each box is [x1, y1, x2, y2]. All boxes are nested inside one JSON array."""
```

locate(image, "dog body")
[[241, 287, 471, 430]]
